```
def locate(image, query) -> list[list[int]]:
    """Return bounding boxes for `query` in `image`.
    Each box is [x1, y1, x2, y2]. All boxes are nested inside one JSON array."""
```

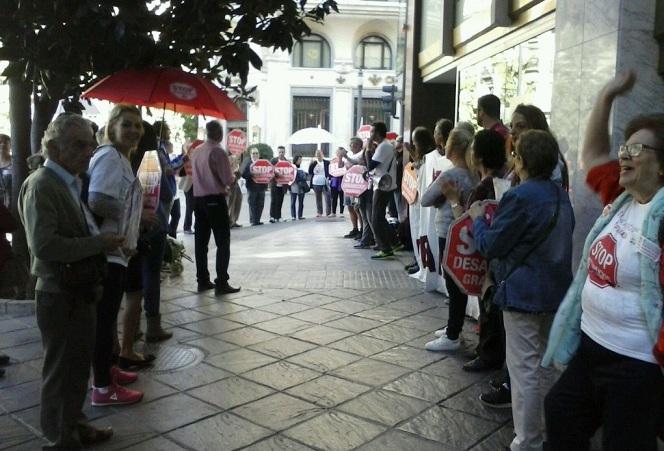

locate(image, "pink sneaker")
[[91, 383, 143, 406], [111, 366, 138, 385]]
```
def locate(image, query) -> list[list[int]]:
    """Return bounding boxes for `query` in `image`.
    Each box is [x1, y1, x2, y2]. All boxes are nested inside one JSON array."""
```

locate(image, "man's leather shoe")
[[78, 425, 113, 446], [215, 283, 241, 295], [462, 357, 502, 373], [197, 281, 215, 292]]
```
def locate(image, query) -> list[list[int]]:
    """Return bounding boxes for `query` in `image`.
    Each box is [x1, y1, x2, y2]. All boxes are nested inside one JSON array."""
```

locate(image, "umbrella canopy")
[[81, 67, 246, 121], [287, 127, 335, 145]]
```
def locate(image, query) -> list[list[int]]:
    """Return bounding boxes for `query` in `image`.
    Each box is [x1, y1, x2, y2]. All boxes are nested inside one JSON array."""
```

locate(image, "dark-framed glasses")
[[72, 139, 97, 151], [618, 143, 659, 159]]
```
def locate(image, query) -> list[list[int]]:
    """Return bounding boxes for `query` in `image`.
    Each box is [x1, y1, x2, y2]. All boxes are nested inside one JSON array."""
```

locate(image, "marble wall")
[[550, 0, 664, 267]]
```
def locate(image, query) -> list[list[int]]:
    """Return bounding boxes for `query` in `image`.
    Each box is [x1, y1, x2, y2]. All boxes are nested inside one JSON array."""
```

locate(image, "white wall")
[[246, 4, 400, 157]]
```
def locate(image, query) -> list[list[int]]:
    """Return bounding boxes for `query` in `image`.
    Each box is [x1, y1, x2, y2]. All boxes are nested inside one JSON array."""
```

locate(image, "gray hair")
[[350, 137, 363, 147], [455, 121, 475, 137], [41, 114, 92, 159]]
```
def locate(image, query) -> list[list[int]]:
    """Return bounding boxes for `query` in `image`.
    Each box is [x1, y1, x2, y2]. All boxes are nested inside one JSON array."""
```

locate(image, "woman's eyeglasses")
[[618, 143, 659, 159]]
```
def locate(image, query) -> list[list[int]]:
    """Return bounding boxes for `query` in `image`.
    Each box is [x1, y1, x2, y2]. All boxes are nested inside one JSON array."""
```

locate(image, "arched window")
[[292, 34, 331, 68], [355, 36, 392, 70]]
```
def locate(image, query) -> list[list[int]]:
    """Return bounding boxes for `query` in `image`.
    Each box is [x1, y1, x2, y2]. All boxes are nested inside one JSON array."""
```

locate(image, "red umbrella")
[[81, 67, 246, 121]]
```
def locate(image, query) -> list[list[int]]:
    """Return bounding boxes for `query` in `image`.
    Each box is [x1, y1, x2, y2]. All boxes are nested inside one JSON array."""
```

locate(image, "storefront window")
[[456, 30, 555, 128]]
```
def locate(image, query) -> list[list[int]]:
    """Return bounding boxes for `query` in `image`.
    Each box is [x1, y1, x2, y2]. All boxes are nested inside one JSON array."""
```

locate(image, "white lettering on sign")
[[591, 241, 614, 268], [452, 255, 487, 272], [455, 224, 476, 256], [252, 166, 272, 174], [344, 173, 365, 184], [169, 82, 197, 100], [228, 135, 245, 145]]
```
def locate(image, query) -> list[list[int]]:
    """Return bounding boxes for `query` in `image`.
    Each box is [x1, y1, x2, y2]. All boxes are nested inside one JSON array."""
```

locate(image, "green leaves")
[[0, 0, 338, 102]]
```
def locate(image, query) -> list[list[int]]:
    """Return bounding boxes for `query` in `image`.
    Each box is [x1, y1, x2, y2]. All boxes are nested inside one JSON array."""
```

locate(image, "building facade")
[[401, 0, 664, 265], [246, 0, 404, 158]]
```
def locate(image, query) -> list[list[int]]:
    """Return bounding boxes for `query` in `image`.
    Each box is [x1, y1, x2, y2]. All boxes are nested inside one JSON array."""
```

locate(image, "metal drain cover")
[[137, 344, 205, 374]]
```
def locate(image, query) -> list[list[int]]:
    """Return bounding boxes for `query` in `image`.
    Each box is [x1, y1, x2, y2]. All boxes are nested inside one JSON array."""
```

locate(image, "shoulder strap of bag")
[[501, 182, 561, 282]]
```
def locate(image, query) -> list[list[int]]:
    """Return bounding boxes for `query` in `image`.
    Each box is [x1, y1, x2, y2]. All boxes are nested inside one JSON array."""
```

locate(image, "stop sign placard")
[[250, 159, 274, 184], [401, 162, 418, 205], [357, 124, 371, 141], [274, 161, 296, 185], [341, 165, 369, 197], [227, 129, 247, 155], [442, 201, 498, 296], [329, 157, 347, 177]]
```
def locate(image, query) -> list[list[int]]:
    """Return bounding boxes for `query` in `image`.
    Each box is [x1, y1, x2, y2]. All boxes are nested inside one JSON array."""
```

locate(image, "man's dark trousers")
[[372, 188, 397, 252], [194, 194, 231, 285], [247, 189, 265, 225], [37, 289, 96, 448], [270, 185, 286, 220]]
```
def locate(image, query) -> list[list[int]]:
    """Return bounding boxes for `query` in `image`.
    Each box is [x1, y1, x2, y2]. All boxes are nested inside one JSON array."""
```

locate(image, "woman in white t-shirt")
[[544, 71, 664, 450], [308, 149, 331, 217], [87, 105, 146, 407]]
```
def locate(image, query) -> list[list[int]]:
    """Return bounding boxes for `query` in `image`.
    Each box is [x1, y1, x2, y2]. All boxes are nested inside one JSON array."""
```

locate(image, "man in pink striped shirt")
[[191, 121, 241, 295]]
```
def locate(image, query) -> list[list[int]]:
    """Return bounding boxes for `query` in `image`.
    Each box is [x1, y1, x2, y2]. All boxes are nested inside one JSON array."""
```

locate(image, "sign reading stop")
[[401, 162, 418, 205], [329, 157, 347, 177], [442, 201, 498, 296], [357, 124, 371, 141], [274, 161, 296, 185], [250, 159, 274, 184], [227, 129, 247, 156], [341, 165, 369, 197]]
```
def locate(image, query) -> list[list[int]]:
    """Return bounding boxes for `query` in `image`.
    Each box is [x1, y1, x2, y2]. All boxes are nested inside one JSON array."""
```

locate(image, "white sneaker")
[[425, 336, 460, 352], [434, 327, 447, 337]]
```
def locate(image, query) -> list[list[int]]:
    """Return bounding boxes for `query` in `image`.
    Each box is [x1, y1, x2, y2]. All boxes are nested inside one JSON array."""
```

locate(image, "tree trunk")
[[31, 95, 59, 155], [9, 75, 33, 299]]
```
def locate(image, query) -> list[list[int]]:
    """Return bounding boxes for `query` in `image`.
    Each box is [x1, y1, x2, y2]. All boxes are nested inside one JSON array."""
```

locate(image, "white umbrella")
[[287, 127, 335, 145]]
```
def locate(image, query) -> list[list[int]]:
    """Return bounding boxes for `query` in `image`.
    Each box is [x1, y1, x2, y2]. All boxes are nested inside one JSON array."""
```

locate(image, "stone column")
[[550, 0, 664, 267]]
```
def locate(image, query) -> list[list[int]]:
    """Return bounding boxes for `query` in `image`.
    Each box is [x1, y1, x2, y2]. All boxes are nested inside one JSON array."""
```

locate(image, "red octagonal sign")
[[443, 201, 498, 296], [341, 165, 369, 197], [250, 159, 274, 184], [227, 129, 247, 156], [274, 161, 296, 185], [588, 234, 618, 288]]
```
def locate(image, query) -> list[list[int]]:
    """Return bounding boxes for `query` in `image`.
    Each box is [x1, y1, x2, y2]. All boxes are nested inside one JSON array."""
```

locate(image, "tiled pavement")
[[0, 199, 514, 450]]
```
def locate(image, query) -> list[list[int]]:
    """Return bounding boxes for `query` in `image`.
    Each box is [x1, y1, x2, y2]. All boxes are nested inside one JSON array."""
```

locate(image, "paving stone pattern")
[[0, 208, 515, 450]]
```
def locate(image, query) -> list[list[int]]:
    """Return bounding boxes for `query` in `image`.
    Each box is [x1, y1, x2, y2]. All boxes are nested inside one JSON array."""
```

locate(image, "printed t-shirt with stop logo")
[[581, 199, 656, 363]]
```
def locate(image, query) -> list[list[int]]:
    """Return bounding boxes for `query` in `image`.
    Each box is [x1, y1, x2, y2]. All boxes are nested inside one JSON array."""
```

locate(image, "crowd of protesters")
[[328, 71, 664, 450], [2, 68, 664, 449]]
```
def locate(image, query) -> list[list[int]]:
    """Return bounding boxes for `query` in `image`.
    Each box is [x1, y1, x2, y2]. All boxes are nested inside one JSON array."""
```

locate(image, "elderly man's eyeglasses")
[[618, 143, 659, 159], [73, 139, 96, 151]]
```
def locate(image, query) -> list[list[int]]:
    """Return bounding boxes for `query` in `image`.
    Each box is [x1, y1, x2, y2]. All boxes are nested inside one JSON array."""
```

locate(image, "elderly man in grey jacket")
[[19, 113, 124, 449]]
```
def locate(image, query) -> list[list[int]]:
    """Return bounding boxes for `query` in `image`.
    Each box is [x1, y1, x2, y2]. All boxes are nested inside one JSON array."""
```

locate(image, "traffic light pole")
[[356, 68, 364, 130]]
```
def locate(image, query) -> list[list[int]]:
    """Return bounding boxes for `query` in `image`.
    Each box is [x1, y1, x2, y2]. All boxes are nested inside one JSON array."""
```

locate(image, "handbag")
[[494, 183, 562, 306], [60, 253, 107, 293], [377, 153, 396, 191]]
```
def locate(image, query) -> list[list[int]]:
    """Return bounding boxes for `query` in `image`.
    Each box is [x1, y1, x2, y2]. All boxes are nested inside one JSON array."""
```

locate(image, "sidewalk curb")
[[0, 298, 36, 317]]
